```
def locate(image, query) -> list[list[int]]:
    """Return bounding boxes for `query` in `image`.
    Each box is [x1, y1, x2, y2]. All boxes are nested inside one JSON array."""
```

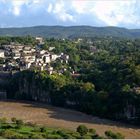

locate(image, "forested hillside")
[[0, 26, 140, 38]]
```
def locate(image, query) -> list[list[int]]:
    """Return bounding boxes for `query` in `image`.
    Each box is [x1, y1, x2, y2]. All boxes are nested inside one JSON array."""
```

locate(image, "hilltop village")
[[0, 37, 69, 75]]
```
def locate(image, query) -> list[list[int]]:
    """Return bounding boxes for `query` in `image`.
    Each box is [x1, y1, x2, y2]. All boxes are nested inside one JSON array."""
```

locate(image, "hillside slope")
[[0, 26, 140, 38]]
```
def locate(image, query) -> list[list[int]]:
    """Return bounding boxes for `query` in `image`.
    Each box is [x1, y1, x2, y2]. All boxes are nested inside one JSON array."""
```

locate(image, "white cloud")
[[49, 0, 140, 26], [8, 0, 42, 16], [47, 3, 53, 13], [0, 0, 140, 27], [70, 0, 140, 26], [10, 0, 29, 16], [90, 1, 138, 26], [13, 6, 20, 16], [71, 0, 94, 14], [33, 0, 40, 4], [47, 0, 75, 22], [59, 12, 74, 22]]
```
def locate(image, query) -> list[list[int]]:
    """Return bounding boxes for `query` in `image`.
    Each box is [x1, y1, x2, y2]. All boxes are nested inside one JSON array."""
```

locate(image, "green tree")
[[76, 125, 88, 136]]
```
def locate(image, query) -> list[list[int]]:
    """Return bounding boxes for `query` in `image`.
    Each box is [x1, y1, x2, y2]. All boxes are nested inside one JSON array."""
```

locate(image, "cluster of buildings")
[[0, 39, 69, 75]]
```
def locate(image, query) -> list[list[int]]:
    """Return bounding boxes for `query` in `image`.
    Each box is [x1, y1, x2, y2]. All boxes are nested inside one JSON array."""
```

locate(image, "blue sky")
[[0, 0, 140, 28]]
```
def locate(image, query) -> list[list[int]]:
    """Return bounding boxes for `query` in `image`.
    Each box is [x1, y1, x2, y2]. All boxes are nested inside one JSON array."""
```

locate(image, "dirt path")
[[0, 100, 139, 138]]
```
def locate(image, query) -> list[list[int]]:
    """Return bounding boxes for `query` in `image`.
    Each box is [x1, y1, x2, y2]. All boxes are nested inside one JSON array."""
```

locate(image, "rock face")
[[15, 75, 51, 103], [7, 71, 63, 106], [0, 71, 11, 86], [124, 104, 136, 120], [0, 72, 11, 100]]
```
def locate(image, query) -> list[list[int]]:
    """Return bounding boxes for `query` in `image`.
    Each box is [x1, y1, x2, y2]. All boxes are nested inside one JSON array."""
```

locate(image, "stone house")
[[0, 50, 5, 58]]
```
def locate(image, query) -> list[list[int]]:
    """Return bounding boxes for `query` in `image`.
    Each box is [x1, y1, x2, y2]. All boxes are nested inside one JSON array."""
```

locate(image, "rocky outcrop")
[[15, 76, 51, 103]]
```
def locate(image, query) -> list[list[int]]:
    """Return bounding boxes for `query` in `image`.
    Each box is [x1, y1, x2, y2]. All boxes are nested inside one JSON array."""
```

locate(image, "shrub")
[[15, 119, 24, 129], [56, 130, 71, 139], [52, 130, 57, 134], [92, 134, 104, 139], [46, 134, 62, 139], [76, 125, 88, 136], [16, 119, 24, 125], [0, 117, 7, 124], [1, 124, 13, 129], [70, 132, 81, 139], [115, 132, 125, 139], [11, 117, 17, 123], [32, 127, 41, 132], [40, 126, 46, 132], [105, 130, 125, 139], [29, 134, 44, 139], [82, 135, 92, 139], [1, 130, 15, 138], [1, 130, 24, 139]]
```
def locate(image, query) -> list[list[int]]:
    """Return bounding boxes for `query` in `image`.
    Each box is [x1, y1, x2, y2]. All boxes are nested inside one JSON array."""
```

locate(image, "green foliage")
[[46, 134, 62, 139], [0, 26, 140, 38], [0, 118, 125, 139], [40, 126, 46, 132], [1, 124, 14, 129], [76, 125, 88, 136], [16, 119, 24, 126], [15, 119, 24, 129], [0, 118, 7, 124], [1, 130, 24, 139], [105, 130, 125, 139], [11, 117, 17, 123], [32, 127, 41, 132], [29, 133, 44, 139], [122, 84, 131, 93], [6, 37, 140, 124], [56, 130, 72, 139], [82, 135, 92, 139], [82, 82, 95, 92]]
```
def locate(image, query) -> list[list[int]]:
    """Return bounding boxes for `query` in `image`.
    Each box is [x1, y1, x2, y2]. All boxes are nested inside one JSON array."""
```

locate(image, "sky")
[[0, 0, 140, 28]]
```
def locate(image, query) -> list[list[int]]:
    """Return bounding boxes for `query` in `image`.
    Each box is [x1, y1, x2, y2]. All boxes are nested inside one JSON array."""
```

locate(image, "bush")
[[32, 126, 46, 133], [0, 117, 7, 124], [1, 124, 13, 129], [32, 127, 41, 132], [11, 117, 17, 123], [46, 134, 63, 139], [1, 130, 24, 139], [15, 119, 24, 129], [52, 130, 57, 134], [40, 126, 46, 132], [29, 133, 44, 139], [82, 135, 92, 139], [70, 132, 81, 139], [115, 132, 125, 139], [56, 130, 71, 139], [16, 119, 24, 125], [105, 130, 125, 139], [76, 125, 88, 136]]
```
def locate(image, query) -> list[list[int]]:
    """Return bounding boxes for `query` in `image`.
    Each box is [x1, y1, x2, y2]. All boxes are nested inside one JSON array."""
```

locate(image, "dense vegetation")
[[0, 117, 124, 139], [0, 26, 140, 38], [0, 36, 140, 125]]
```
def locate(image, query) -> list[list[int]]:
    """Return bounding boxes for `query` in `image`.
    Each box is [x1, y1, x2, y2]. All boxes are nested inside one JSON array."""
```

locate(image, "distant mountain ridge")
[[0, 26, 140, 38]]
